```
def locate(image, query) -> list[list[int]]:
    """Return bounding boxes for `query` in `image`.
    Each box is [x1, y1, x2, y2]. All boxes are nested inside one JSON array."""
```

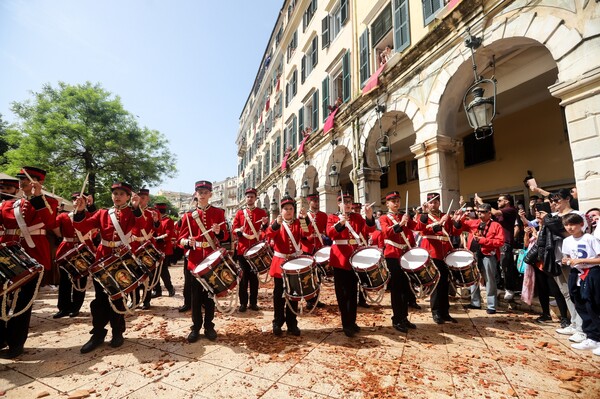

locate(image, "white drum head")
[[195, 249, 222, 273], [282, 257, 313, 271], [350, 247, 381, 270], [246, 242, 264, 256], [314, 247, 331, 263], [400, 248, 430, 270], [445, 250, 474, 268]]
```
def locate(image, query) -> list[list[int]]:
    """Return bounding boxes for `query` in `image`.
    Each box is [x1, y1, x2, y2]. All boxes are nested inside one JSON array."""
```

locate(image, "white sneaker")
[[556, 325, 577, 335], [593, 346, 600, 356], [504, 290, 515, 301], [568, 332, 586, 343], [571, 338, 600, 350], [549, 299, 557, 307]]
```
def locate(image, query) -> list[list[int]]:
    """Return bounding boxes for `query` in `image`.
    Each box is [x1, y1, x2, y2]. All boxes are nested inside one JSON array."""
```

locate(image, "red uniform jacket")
[[301, 210, 328, 254], [413, 212, 456, 260], [155, 215, 175, 256], [177, 205, 229, 270], [0, 195, 58, 269], [232, 206, 268, 256], [455, 219, 504, 256], [74, 206, 144, 260], [55, 209, 96, 259], [379, 212, 417, 259], [130, 207, 158, 252], [266, 218, 313, 278], [327, 212, 376, 271], [369, 229, 384, 249]]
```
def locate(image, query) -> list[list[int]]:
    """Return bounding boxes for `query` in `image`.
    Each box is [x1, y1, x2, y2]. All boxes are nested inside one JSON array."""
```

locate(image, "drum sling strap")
[[192, 210, 218, 251], [344, 216, 367, 247], [387, 212, 412, 249], [108, 208, 132, 250], [281, 220, 302, 254], [308, 212, 324, 246], [243, 208, 260, 242], [13, 199, 40, 248], [69, 212, 86, 243]]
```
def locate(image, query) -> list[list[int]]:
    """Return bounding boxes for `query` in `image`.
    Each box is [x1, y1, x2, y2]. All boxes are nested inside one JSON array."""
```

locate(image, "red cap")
[[245, 188, 257, 196], [195, 180, 212, 191], [155, 203, 167, 213], [71, 192, 89, 199], [111, 182, 133, 194], [337, 192, 353, 202], [138, 188, 150, 195], [16, 166, 47, 182], [306, 193, 319, 201], [427, 192, 440, 201], [0, 178, 19, 189], [280, 195, 295, 207], [385, 191, 401, 201]]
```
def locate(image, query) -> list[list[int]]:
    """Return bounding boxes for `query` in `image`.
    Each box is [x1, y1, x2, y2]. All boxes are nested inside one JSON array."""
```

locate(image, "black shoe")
[[0, 346, 24, 359], [393, 323, 409, 333], [463, 304, 481, 310], [204, 328, 217, 341], [141, 303, 151, 310], [343, 327, 356, 337], [486, 309, 497, 314], [399, 319, 417, 329], [287, 326, 301, 336], [273, 324, 283, 336], [53, 310, 69, 319], [110, 335, 124, 348], [433, 314, 445, 324], [187, 330, 200, 343], [168, 288, 176, 297], [351, 324, 361, 333], [238, 304, 247, 312], [560, 317, 570, 328], [152, 291, 163, 298], [358, 301, 371, 308], [408, 302, 422, 310], [249, 304, 260, 311], [178, 305, 191, 312], [442, 314, 458, 323], [69, 310, 80, 317], [80, 335, 105, 354], [535, 314, 552, 323]]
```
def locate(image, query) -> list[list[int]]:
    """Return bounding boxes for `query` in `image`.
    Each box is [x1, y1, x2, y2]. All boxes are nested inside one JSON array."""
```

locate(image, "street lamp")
[[376, 135, 391, 173], [270, 198, 278, 213], [328, 164, 340, 188], [300, 180, 310, 197], [462, 29, 496, 140]]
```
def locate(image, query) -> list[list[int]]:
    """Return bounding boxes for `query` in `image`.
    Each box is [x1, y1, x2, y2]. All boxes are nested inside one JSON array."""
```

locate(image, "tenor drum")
[[134, 241, 165, 272], [90, 247, 149, 301], [56, 243, 95, 281], [400, 248, 440, 291], [243, 241, 272, 275], [281, 255, 320, 301], [314, 246, 332, 279], [0, 242, 44, 297], [349, 246, 389, 291], [445, 249, 479, 287], [193, 248, 239, 297]]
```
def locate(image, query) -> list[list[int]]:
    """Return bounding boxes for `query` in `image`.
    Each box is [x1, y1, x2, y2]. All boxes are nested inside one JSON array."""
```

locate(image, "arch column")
[[410, 135, 461, 209], [356, 168, 382, 209], [318, 185, 339, 214], [550, 67, 600, 210]]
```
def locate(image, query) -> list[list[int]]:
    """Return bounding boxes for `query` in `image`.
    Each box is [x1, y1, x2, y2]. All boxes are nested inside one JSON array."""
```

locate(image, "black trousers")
[[89, 280, 125, 338], [238, 255, 259, 307], [182, 257, 192, 308], [0, 279, 36, 350], [533, 266, 568, 318], [333, 268, 358, 329], [501, 244, 521, 291], [190, 275, 215, 331], [273, 277, 298, 328], [154, 254, 173, 294], [430, 258, 451, 316], [57, 268, 86, 313], [386, 257, 411, 324]]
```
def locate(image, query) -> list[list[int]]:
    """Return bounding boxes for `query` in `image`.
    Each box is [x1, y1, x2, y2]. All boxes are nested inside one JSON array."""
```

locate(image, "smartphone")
[[535, 202, 551, 213]]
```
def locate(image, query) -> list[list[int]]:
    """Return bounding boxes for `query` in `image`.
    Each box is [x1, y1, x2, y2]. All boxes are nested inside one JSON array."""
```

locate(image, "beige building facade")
[[237, 0, 600, 216]]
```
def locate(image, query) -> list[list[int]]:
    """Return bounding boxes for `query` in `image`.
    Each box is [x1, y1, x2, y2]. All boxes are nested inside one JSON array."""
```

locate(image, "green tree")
[[150, 194, 179, 218], [0, 114, 19, 168], [7, 82, 177, 206]]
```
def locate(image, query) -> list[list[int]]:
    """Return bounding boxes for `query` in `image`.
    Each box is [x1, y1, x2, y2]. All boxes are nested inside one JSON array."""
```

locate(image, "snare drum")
[[90, 247, 149, 301], [0, 242, 44, 297], [350, 246, 389, 291], [314, 246, 332, 278], [281, 255, 320, 301], [134, 241, 165, 272], [243, 241, 272, 275], [56, 243, 96, 281], [445, 249, 479, 287], [192, 248, 239, 297], [400, 248, 440, 290]]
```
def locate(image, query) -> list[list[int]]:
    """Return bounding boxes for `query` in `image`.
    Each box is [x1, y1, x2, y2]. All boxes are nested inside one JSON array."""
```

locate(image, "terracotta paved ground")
[[1, 262, 599, 399]]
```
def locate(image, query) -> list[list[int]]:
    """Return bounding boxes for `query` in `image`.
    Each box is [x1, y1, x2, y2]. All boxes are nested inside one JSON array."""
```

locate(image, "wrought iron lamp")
[[328, 164, 340, 188]]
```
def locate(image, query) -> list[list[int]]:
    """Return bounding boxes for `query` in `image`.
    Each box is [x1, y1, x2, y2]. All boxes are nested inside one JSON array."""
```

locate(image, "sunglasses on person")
[[476, 210, 490, 214]]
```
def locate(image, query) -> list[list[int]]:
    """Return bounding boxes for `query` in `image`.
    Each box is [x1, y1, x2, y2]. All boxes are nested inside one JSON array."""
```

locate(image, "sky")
[[0, 0, 282, 194]]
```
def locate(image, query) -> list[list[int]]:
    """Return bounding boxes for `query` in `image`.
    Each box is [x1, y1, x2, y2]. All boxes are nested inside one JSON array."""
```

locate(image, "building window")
[[396, 161, 407, 185], [301, 36, 319, 83], [322, 0, 348, 49], [275, 95, 282, 118], [409, 159, 419, 181], [287, 30, 297, 62], [393, 0, 410, 53], [303, 0, 318, 32], [265, 149, 271, 175], [359, 29, 370, 85], [300, 90, 319, 135], [285, 115, 298, 150], [423, 0, 443, 26], [275, 25, 283, 46], [371, 4, 392, 48], [463, 132, 495, 167]]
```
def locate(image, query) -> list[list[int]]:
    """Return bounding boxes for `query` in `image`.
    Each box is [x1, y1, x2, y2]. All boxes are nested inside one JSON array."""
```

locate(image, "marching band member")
[[52, 192, 96, 319], [302, 192, 328, 309], [153, 202, 176, 305], [73, 182, 144, 353], [414, 192, 458, 324], [379, 191, 417, 332], [232, 187, 268, 312], [178, 180, 229, 343], [327, 192, 376, 337], [0, 167, 58, 359], [130, 188, 161, 310], [266, 195, 312, 336]]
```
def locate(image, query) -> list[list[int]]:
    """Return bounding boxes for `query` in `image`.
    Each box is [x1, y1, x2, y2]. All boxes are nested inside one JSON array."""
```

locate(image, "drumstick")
[[79, 172, 90, 198], [405, 191, 408, 214], [200, 221, 227, 237], [415, 194, 439, 211], [340, 189, 345, 216], [446, 199, 454, 214], [367, 201, 376, 208], [0, 192, 20, 199]]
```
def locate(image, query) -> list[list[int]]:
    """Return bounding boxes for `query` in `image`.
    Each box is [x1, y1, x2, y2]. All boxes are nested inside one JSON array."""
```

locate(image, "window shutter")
[[394, 0, 410, 52], [322, 16, 330, 48], [342, 50, 351, 102], [292, 114, 298, 148], [340, 0, 348, 24], [301, 55, 306, 83], [322, 76, 329, 122], [312, 90, 319, 130], [359, 30, 370, 85], [285, 84, 289, 107], [283, 128, 288, 152], [298, 107, 304, 139], [312, 37, 318, 67], [423, 0, 442, 25]]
